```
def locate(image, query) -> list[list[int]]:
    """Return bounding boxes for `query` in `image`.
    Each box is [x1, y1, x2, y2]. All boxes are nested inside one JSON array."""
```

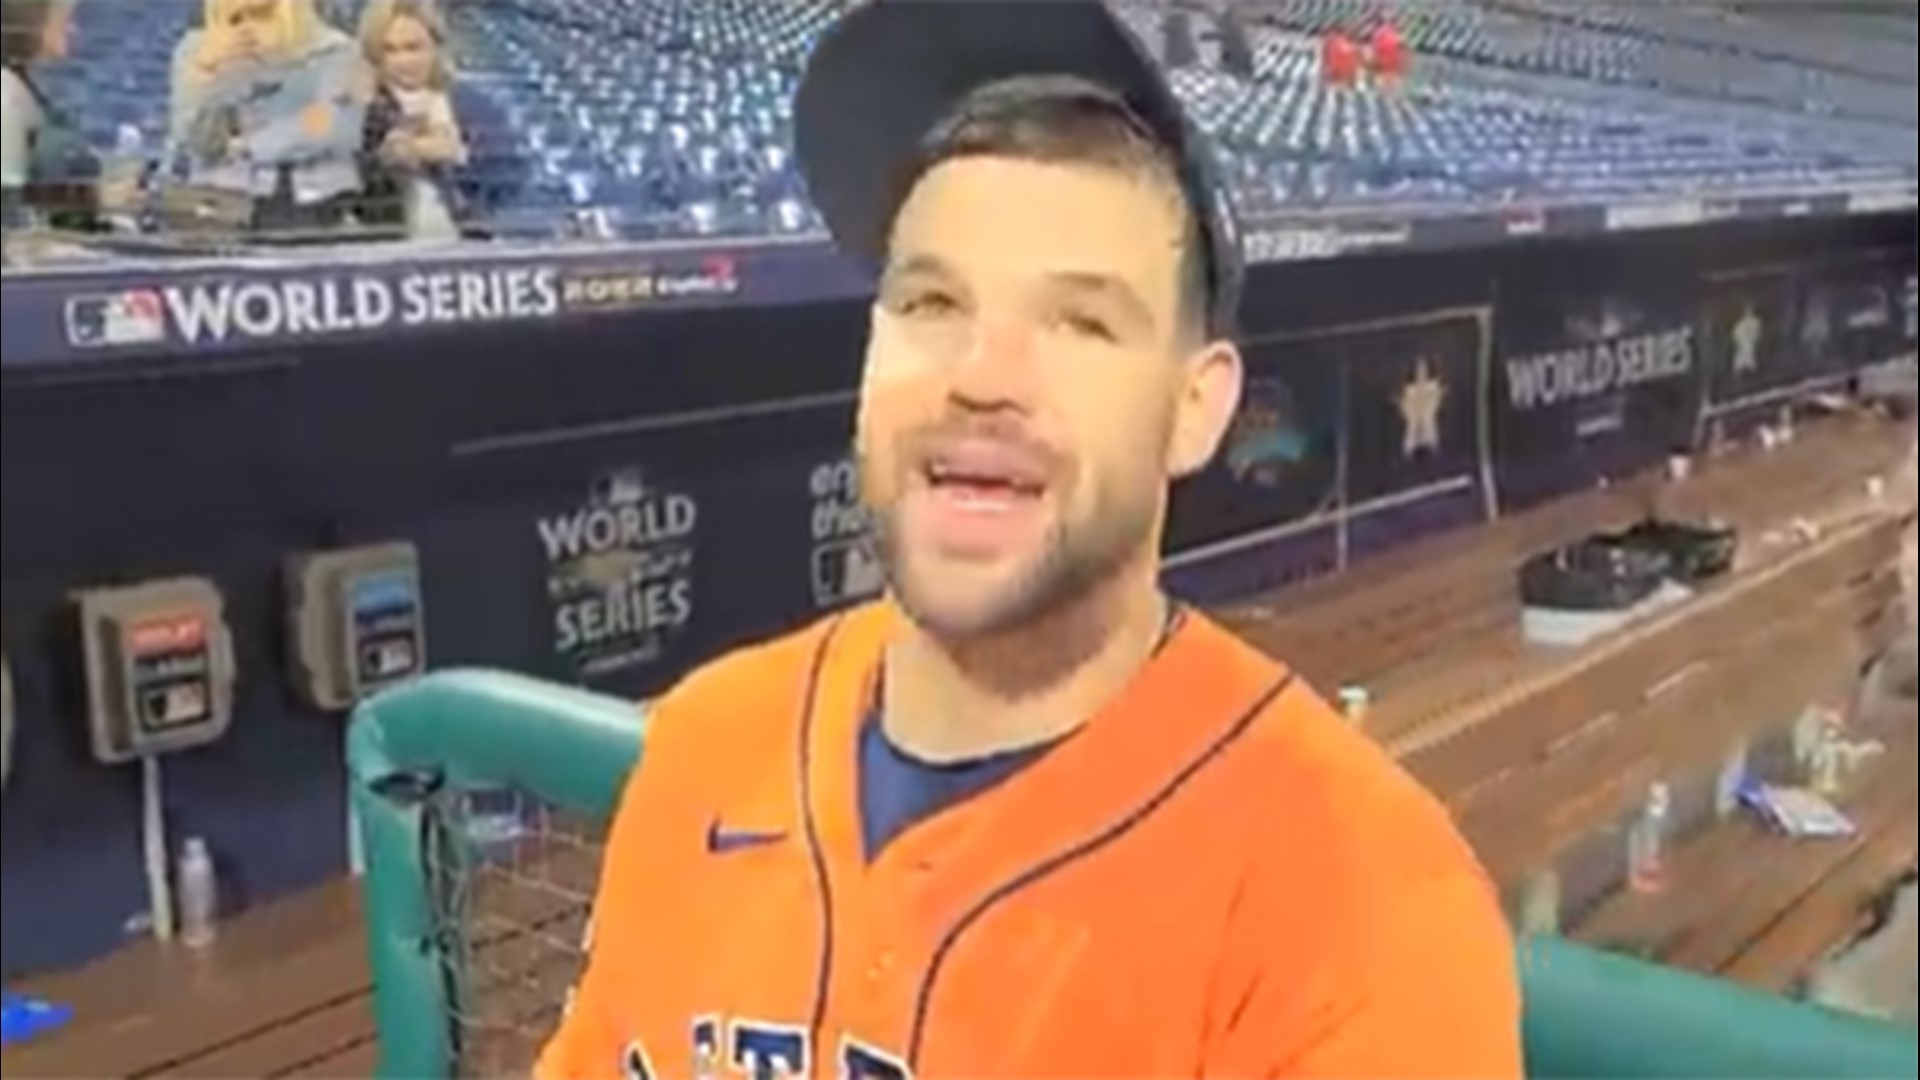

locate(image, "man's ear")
[[1167, 339, 1244, 479]]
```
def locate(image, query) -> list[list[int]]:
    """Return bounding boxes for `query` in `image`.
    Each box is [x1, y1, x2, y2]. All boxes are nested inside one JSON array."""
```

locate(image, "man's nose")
[[948, 318, 1039, 408]]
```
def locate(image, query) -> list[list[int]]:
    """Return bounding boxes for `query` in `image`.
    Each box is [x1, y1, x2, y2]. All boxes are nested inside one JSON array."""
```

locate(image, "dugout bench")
[[1220, 410, 1919, 992]]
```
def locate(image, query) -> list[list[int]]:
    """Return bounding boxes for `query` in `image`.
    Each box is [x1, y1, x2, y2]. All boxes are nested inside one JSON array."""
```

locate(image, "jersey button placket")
[[868, 855, 939, 991], [866, 947, 898, 984], [841, 856, 922, 1057]]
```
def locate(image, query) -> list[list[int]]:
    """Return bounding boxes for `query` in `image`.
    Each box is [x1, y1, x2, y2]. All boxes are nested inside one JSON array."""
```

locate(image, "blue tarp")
[[1, 990, 72, 1047]]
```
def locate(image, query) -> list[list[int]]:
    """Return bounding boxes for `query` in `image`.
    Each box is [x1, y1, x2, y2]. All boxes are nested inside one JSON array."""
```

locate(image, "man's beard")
[[866, 475, 1157, 643]]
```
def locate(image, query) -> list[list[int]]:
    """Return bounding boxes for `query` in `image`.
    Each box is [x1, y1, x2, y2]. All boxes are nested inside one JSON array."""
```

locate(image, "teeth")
[[929, 466, 993, 486], [926, 463, 1039, 494]]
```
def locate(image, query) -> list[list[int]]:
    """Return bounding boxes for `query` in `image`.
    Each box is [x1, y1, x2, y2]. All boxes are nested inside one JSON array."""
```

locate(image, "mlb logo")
[[813, 540, 884, 607], [701, 255, 738, 286], [65, 290, 167, 348]]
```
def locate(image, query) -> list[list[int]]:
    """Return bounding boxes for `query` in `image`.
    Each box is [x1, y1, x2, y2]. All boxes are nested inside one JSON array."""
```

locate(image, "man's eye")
[[1056, 310, 1116, 342], [898, 291, 958, 318]]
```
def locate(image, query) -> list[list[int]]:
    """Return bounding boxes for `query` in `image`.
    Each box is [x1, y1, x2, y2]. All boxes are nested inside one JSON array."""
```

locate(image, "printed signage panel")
[[1493, 270, 1705, 511]]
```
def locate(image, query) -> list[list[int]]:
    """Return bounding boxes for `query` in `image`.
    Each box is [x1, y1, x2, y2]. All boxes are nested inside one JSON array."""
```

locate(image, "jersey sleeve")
[[534, 696, 696, 1080], [1205, 865, 1524, 1079]]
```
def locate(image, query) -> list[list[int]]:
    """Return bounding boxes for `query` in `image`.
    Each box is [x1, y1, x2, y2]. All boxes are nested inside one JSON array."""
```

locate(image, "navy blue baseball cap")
[[793, 0, 1244, 337]]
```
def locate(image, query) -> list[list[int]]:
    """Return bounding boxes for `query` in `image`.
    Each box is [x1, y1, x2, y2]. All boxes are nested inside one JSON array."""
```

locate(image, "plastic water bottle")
[[1627, 784, 1671, 895], [1811, 723, 1847, 798], [1337, 686, 1371, 726], [177, 837, 219, 949]]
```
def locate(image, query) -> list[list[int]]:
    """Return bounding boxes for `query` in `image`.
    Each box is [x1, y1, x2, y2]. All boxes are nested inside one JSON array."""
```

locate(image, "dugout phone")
[[286, 543, 426, 712], [75, 578, 237, 764]]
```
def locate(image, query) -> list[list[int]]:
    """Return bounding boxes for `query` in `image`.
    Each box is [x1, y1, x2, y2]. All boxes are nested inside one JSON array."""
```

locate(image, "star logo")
[[1731, 303, 1763, 373], [1398, 358, 1446, 457]]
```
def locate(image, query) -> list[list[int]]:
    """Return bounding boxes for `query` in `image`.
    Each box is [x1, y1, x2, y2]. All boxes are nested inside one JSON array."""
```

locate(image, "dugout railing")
[[348, 671, 1919, 1080]]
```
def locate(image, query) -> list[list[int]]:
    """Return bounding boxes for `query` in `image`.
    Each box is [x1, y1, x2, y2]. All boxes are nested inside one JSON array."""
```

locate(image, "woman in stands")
[[1, 0, 96, 233], [165, 0, 367, 235], [356, 0, 523, 240]]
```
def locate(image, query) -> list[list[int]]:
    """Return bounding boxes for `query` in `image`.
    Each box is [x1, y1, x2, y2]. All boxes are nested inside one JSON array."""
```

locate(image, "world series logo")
[[537, 469, 698, 679]]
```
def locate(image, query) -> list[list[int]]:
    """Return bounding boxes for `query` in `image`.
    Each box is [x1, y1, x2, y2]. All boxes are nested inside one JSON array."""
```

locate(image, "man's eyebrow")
[[880, 253, 953, 285], [879, 260, 1155, 326], [1046, 271, 1154, 326]]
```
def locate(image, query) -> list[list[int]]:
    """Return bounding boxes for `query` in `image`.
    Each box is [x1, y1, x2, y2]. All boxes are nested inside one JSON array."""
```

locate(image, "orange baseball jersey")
[[538, 602, 1522, 1078]]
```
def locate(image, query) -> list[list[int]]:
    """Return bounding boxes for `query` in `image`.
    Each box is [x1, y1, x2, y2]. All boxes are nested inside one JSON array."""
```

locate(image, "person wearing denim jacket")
[[355, 0, 524, 240], [165, 0, 367, 233]]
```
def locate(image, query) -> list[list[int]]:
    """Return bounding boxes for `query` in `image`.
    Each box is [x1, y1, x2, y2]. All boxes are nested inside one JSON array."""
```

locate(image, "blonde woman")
[[166, 0, 368, 233], [358, 0, 522, 240]]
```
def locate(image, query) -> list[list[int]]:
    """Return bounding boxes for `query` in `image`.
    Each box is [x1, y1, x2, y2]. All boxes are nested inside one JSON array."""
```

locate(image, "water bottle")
[[1627, 783, 1671, 895], [1338, 686, 1371, 726], [177, 837, 219, 949], [1811, 723, 1847, 798]]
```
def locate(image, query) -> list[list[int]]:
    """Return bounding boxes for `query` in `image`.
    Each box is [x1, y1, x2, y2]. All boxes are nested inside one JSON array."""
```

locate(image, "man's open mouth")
[[924, 461, 1046, 500]]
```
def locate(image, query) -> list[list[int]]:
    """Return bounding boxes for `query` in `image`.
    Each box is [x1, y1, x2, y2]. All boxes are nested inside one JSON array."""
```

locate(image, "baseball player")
[[538, 2, 1521, 1076]]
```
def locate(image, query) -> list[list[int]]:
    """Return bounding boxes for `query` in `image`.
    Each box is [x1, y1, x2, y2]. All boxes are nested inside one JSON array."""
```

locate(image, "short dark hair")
[[897, 74, 1211, 341], [0, 0, 58, 68]]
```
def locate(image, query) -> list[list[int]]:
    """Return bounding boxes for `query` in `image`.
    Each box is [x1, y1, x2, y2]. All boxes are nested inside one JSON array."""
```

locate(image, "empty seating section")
[[1182, 11, 1912, 214], [455, 0, 839, 239], [27, 0, 1917, 244]]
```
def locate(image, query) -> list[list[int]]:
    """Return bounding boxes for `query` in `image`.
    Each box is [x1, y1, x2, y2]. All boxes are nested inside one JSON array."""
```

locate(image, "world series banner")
[[1, 241, 876, 367], [1338, 309, 1493, 559], [526, 447, 863, 699], [1493, 272, 1706, 513]]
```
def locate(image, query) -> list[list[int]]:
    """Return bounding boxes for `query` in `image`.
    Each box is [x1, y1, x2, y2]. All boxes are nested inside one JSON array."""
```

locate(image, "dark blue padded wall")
[[3, 211, 1913, 977]]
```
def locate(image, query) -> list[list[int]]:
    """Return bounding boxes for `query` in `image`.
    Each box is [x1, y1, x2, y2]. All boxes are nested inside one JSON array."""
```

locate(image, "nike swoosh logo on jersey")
[[706, 821, 787, 854]]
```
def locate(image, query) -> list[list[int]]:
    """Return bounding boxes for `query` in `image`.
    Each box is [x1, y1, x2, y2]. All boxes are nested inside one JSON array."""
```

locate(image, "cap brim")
[[796, 0, 1197, 259]]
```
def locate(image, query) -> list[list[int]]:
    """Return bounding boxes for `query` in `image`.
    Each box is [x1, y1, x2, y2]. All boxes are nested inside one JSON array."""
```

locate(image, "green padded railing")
[[349, 671, 1919, 1080]]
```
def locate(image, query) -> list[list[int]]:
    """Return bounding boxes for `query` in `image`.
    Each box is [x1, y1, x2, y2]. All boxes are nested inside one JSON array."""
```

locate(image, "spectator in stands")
[[2, 0, 96, 232], [165, 0, 368, 234], [356, 0, 522, 239]]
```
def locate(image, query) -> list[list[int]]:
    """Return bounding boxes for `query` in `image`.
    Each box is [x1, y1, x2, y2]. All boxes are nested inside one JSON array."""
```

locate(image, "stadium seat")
[[30, 0, 1917, 243]]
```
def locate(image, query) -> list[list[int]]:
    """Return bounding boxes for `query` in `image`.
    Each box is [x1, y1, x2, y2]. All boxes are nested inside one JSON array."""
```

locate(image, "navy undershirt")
[[858, 718, 1056, 861], [856, 607, 1185, 861]]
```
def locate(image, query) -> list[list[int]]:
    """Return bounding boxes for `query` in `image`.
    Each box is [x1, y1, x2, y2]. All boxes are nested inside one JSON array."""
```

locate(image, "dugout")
[[1, 210, 1915, 984]]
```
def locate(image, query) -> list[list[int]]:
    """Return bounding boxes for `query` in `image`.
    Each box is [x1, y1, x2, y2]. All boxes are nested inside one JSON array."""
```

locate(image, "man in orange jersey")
[[538, 2, 1523, 1077]]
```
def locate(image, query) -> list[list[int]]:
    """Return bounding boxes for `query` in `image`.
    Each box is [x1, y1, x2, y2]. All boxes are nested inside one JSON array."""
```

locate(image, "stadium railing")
[[348, 670, 1920, 1080]]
